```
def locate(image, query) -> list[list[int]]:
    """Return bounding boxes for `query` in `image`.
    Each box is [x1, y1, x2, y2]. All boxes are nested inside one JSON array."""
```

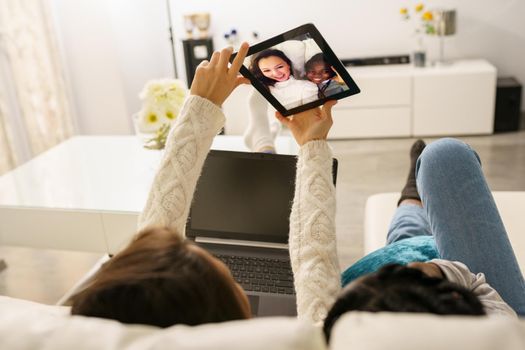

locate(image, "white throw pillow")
[[303, 38, 322, 62], [274, 40, 307, 78], [0, 296, 326, 350], [331, 312, 525, 350]]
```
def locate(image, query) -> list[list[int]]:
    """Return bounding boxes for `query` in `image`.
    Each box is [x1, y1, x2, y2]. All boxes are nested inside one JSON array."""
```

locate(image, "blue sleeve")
[[341, 236, 439, 287]]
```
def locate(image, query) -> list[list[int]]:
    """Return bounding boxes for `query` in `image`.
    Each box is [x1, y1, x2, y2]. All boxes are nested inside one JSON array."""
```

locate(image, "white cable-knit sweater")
[[138, 95, 516, 325], [137, 95, 340, 323]]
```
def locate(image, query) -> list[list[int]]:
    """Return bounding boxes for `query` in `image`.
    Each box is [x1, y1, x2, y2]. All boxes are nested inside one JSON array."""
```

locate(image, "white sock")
[[243, 88, 279, 152], [269, 117, 282, 141]]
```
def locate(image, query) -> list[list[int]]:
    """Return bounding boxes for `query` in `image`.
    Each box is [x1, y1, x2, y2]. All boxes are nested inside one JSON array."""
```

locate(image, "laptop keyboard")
[[215, 254, 295, 295]]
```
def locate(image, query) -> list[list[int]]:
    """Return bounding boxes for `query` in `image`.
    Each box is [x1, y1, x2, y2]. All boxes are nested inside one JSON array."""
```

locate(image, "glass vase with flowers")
[[400, 3, 436, 67], [133, 79, 188, 150]]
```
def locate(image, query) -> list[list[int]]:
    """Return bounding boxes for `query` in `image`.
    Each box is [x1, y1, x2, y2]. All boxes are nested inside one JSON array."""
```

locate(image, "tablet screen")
[[236, 24, 360, 116]]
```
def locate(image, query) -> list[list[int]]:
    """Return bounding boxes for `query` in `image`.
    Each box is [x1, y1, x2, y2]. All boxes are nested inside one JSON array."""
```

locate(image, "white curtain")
[[0, 0, 74, 175], [0, 97, 16, 172]]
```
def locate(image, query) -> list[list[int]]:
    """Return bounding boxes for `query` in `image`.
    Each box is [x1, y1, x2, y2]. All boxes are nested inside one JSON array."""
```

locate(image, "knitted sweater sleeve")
[[290, 140, 341, 324], [137, 95, 225, 236]]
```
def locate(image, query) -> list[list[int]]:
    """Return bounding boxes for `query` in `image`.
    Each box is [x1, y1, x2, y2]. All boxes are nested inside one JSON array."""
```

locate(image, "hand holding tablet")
[[276, 100, 337, 146], [190, 43, 250, 107], [232, 23, 360, 116]]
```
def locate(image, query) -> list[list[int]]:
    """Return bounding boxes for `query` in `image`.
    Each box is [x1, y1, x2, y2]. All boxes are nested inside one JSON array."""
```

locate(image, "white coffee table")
[[0, 245, 107, 305], [0, 135, 298, 254]]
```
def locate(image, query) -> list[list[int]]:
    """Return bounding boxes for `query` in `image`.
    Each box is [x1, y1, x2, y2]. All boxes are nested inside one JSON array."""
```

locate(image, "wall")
[[51, 0, 525, 135], [50, 0, 173, 135], [170, 0, 525, 89], [105, 0, 174, 127]]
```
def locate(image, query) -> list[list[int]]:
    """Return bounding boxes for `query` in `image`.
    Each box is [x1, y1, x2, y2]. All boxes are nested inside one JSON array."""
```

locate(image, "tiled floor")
[[330, 130, 525, 269]]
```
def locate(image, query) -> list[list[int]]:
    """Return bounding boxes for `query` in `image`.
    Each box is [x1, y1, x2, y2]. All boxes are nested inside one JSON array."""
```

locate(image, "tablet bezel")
[[233, 23, 360, 116]]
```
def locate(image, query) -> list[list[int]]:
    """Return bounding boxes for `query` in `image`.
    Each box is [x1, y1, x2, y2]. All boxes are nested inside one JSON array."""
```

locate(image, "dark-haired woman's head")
[[323, 263, 485, 343], [250, 49, 294, 87], [71, 227, 250, 327], [305, 53, 336, 85]]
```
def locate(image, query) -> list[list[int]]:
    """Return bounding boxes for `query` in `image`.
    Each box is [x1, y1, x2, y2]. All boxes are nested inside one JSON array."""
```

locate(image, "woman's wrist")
[[299, 139, 331, 154], [300, 137, 327, 146]]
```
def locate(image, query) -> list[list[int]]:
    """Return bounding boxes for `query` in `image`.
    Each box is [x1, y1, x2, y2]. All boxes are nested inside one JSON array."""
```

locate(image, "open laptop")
[[187, 150, 338, 317]]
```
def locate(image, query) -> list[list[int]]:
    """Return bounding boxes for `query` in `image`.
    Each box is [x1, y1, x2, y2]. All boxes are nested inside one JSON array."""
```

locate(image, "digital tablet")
[[233, 23, 360, 116]]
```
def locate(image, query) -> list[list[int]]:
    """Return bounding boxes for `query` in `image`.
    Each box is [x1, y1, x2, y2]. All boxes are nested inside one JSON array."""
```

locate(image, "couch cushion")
[[331, 312, 525, 350], [0, 296, 326, 350], [3, 296, 525, 349]]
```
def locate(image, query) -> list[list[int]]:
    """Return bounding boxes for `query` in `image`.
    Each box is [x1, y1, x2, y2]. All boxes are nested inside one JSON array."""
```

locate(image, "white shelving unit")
[[330, 59, 497, 139]]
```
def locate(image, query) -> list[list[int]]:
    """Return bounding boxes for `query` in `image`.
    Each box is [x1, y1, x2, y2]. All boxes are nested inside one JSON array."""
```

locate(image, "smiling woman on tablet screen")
[[250, 48, 318, 109]]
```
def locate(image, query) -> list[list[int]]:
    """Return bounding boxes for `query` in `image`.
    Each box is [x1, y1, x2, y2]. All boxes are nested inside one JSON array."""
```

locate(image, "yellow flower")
[[422, 11, 433, 21], [146, 112, 158, 123], [135, 79, 188, 142], [400, 7, 408, 15], [415, 4, 424, 12], [165, 111, 175, 120]]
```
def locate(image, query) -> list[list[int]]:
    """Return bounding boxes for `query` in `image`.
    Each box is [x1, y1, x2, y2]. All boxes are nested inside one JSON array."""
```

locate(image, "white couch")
[[1, 295, 524, 350], [1, 191, 524, 349]]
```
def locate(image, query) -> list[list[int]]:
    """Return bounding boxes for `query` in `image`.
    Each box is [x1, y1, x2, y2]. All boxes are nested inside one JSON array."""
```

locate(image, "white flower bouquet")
[[134, 79, 188, 149]]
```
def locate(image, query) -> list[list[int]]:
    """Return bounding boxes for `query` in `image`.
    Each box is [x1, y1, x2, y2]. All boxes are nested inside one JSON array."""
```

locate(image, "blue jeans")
[[388, 138, 525, 316]]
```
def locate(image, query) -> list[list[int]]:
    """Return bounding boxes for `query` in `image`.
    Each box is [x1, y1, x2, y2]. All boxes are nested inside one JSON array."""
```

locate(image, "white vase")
[[132, 113, 151, 142]]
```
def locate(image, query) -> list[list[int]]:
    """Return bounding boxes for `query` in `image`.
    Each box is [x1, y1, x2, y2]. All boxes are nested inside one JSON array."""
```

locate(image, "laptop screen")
[[188, 150, 338, 244], [188, 150, 297, 244]]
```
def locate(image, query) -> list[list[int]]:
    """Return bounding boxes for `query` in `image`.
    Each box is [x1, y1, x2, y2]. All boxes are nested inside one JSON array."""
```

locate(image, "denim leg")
[[387, 204, 432, 245], [416, 138, 525, 316]]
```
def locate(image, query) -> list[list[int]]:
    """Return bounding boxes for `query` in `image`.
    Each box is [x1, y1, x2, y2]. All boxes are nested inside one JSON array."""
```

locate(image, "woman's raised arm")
[[138, 43, 250, 235], [276, 102, 342, 323]]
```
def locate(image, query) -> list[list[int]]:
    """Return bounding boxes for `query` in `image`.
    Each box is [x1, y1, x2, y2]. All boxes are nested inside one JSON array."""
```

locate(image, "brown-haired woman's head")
[[71, 227, 250, 327], [250, 49, 294, 88]]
